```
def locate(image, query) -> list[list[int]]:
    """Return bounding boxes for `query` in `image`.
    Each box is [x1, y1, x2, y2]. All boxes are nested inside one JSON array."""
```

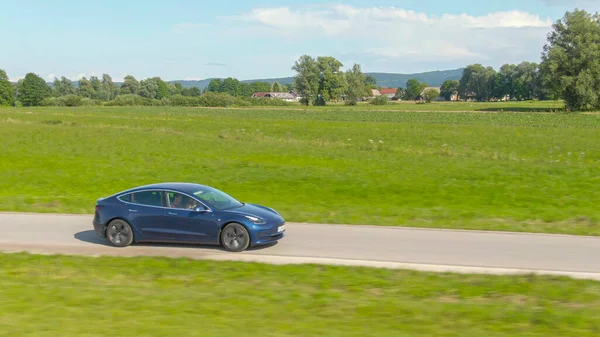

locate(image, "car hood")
[[222, 203, 282, 222]]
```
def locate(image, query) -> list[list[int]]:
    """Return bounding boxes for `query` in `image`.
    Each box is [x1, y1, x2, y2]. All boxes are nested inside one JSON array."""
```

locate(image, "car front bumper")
[[252, 222, 286, 246]]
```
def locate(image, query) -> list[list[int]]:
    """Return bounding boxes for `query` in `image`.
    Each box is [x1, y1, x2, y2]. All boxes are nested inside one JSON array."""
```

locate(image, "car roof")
[[116, 182, 210, 195]]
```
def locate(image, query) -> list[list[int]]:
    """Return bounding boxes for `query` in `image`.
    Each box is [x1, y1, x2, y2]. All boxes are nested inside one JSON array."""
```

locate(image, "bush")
[[52, 92, 296, 108], [105, 94, 153, 106], [61, 94, 84, 107], [40, 97, 59, 106], [423, 89, 440, 103], [198, 92, 239, 107], [370, 95, 389, 105], [345, 98, 358, 106], [40, 95, 100, 107], [169, 95, 201, 107], [313, 96, 326, 106]]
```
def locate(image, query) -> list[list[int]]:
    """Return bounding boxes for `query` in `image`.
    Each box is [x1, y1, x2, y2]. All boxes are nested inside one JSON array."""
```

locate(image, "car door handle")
[[168, 212, 177, 216], [128, 209, 138, 213]]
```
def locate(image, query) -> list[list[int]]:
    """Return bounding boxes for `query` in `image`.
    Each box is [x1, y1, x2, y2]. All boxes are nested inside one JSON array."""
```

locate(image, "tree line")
[[0, 71, 299, 107], [1, 9, 599, 111], [436, 61, 545, 102], [290, 9, 600, 111]]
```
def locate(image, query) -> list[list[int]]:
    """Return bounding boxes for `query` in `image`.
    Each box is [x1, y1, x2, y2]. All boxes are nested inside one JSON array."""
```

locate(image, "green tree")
[[540, 9, 600, 111], [238, 83, 252, 97], [365, 74, 377, 88], [51, 78, 62, 97], [139, 78, 158, 98], [220, 77, 242, 96], [423, 88, 440, 103], [17, 73, 51, 106], [153, 77, 170, 99], [492, 64, 516, 100], [89, 76, 108, 100], [439, 80, 459, 101], [344, 63, 370, 104], [249, 81, 271, 94], [403, 78, 427, 100], [512, 62, 539, 100], [206, 79, 223, 93], [0, 69, 15, 106], [189, 87, 202, 97], [52, 76, 77, 97], [102, 74, 120, 100], [292, 55, 319, 105], [316, 56, 347, 103], [77, 77, 95, 98], [459, 64, 496, 101], [394, 87, 405, 100], [271, 82, 284, 92], [120, 75, 140, 95], [170, 83, 183, 96]]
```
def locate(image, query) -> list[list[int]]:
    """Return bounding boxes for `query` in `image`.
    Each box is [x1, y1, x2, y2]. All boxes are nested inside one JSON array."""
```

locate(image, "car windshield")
[[192, 186, 244, 211]]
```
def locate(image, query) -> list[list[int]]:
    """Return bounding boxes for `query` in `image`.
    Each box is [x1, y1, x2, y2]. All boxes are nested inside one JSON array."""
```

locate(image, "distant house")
[[370, 89, 381, 97], [251, 91, 300, 102], [448, 91, 460, 101], [379, 88, 397, 99]]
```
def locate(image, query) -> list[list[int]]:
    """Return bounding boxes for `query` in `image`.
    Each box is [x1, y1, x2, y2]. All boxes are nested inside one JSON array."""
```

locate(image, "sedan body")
[[92, 182, 286, 252]]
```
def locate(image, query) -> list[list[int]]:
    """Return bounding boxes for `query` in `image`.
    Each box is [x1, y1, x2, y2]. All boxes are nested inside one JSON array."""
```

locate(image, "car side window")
[[167, 192, 198, 210], [118, 193, 132, 202], [131, 191, 164, 207]]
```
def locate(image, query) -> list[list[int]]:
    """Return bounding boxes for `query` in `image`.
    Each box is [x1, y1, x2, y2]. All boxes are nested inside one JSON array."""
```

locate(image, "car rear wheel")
[[220, 223, 250, 252], [106, 219, 134, 247]]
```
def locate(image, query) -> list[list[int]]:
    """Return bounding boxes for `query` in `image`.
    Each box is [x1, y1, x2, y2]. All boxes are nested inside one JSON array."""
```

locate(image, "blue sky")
[[1, 0, 599, 82]]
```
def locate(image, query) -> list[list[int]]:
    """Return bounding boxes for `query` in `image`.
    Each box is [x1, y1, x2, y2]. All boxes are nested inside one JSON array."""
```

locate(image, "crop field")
[[1, 252, 600, 337], [323, 99, 569, 112], [0, 104, 599, 235]]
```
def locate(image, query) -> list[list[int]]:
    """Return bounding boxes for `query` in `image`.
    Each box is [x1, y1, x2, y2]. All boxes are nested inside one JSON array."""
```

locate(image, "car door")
[[127, 190, 170, 241], [164, 192, 221, 244]]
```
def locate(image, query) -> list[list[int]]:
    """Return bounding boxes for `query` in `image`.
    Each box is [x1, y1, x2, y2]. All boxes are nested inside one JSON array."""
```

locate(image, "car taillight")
[[95, 206, 102, 211]]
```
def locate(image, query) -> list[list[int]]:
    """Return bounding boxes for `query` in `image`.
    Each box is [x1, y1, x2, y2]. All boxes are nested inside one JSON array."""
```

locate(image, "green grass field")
[[1, 252, 600, 337], [1, 103, 599, 234], [321, 99, 569, 112]]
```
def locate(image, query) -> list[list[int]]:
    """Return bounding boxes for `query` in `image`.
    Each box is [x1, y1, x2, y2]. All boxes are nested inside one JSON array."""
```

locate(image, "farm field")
[[1, 252, 600, 337], [0, 104, 599, 235], [312, 99, 568, 112]]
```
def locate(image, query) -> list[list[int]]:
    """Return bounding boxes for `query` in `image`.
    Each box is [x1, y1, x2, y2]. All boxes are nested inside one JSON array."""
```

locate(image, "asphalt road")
[[1, 212, 600, 280]]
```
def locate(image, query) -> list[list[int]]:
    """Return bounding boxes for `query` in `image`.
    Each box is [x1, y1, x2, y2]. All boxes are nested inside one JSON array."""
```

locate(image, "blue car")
[[92, 182, 286, 252]]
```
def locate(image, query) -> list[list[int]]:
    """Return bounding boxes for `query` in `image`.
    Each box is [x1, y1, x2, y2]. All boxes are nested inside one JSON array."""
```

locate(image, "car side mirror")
[[193, 206, 208, 213]]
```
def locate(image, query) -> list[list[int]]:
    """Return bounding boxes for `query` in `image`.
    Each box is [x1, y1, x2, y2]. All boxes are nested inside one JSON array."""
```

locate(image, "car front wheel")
[[220, 223, 250, 252], [106, 219, 134, 247]]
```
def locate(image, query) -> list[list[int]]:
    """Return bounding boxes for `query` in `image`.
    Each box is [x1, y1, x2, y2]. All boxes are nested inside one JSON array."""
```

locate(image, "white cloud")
[[224, 4, 554, 71], [228, 4, 551, 31]]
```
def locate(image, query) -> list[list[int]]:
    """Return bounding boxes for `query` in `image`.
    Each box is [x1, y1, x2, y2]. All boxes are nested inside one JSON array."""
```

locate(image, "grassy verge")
[[1, 252, 600, 336], [0, 106, 599, 235]]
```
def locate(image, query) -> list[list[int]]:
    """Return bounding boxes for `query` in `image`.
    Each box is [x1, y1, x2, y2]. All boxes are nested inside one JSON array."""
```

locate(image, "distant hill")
[[170, 77, 296, 89], [364, 68, 465, 88], [36, 68, 464, 90], [170, 68, 465, 90]]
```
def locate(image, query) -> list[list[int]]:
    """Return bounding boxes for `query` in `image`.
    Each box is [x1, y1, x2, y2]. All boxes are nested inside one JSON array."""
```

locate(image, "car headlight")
[[244, 215, 267, 225]]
